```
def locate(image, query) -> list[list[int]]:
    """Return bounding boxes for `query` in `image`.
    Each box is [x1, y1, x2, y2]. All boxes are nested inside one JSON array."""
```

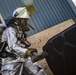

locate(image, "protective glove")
[[24, 48, 38, 58], [28, 48, 38, 55]]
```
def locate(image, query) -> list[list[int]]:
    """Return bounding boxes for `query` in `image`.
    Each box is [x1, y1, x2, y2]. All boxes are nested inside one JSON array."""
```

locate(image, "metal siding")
[[0, 4, 6, 18], [35, 0, 47, 29], [2, 0, 14, 17], [0, 0, 76, 36], [0, 1, 8, 18], [66, 0, 76, 20], [61, 0, 73, 19], [28, 0, 76, 36]]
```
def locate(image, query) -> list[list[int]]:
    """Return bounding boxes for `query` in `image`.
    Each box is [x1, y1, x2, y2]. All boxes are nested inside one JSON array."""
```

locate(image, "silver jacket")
[[0, 27, 46, 75]]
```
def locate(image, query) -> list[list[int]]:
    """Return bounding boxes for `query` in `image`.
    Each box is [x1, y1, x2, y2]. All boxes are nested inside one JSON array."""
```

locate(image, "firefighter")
[[0, 6, 47, 75]]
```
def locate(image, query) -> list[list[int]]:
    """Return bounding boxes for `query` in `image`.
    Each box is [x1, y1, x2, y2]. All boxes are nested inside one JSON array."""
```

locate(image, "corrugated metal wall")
[[67, 0, 76, 15], [0, 0, 76, 36]]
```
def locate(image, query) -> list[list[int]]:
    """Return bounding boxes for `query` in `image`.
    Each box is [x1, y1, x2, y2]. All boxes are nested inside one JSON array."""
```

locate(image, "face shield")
[[16, 18, 30, 32]]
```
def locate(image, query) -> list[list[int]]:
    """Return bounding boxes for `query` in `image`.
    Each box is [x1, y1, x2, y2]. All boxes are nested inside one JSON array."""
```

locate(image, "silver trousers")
[[0, 57, 47, 75]]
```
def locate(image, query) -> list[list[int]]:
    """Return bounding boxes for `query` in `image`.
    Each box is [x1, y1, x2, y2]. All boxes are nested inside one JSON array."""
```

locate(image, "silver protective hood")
[[0, 13, 6, 27], [0, 13, 6, 39]]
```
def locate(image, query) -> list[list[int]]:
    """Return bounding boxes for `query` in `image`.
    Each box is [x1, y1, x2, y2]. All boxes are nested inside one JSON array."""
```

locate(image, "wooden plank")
[[27, 19, 75, 49], [27, 19, 75, 75]]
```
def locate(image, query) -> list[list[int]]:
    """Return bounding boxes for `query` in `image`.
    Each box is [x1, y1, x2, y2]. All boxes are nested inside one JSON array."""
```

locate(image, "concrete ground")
[[38, 59, 53, 75]]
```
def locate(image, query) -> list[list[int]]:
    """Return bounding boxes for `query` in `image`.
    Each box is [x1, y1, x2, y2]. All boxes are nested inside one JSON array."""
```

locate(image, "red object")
[[31, 48, 38, 54]]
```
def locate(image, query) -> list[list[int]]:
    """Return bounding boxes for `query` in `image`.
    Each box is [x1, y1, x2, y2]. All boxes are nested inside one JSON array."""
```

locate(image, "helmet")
[[13, 7, 30, 18], [6, 5, 34, 32], [12, 5, 34, 32], [13, 5, 34, 18]]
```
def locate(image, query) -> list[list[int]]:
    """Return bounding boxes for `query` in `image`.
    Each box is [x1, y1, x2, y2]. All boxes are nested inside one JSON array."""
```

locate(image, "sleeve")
[[5, 27, 28, 57]]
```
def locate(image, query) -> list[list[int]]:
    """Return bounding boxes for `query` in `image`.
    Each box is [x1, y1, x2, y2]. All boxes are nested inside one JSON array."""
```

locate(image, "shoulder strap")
[[0, 41, 7, 52], [0, 41, 17, 59]]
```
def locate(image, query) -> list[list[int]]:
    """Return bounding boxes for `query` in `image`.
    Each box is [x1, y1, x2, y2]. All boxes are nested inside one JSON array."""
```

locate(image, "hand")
[[24, 48, 38, 58], [28, 48, 38, 55]]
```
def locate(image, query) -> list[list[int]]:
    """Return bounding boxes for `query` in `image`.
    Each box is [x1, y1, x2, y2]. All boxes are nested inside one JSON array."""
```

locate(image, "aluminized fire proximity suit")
[[0, 26, 46, 75], [0, 5, 47, 75]]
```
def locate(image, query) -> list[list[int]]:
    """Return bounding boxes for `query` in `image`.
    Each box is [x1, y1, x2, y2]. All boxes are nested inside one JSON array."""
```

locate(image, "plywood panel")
[[28, 19, 75, 49], [27, 19, 75, 75]]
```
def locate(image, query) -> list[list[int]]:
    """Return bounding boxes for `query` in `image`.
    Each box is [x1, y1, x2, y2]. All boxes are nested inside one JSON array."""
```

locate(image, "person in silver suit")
[[0, 6, 47, 75]]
